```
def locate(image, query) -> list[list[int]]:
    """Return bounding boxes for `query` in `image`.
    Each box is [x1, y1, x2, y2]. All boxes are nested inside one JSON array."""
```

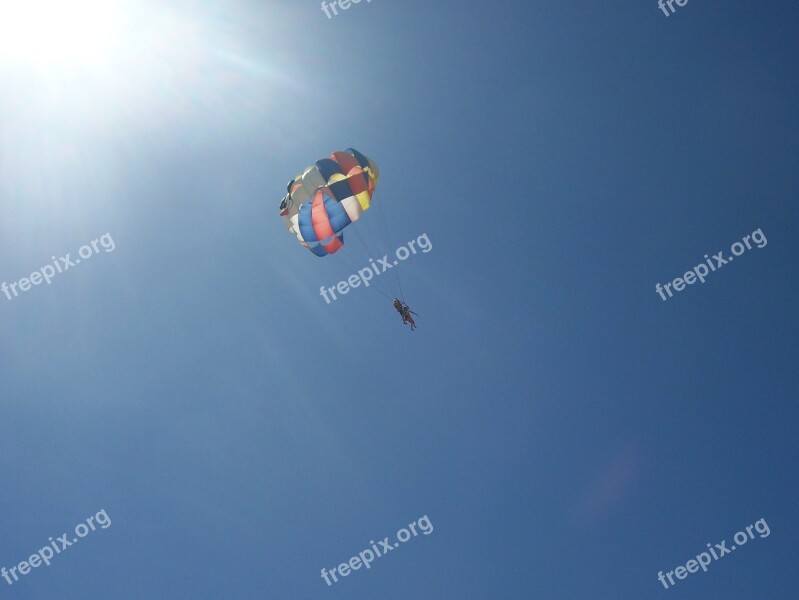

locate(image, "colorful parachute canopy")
[[279, 148, 379, 257]]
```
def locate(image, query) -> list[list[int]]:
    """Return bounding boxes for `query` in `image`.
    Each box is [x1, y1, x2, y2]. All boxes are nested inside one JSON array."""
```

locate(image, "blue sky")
[[1, 0, 798, 598]]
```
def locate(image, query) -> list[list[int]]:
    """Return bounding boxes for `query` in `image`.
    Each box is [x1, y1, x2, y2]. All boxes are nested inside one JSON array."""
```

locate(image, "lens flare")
[[0, 0, 122, 67]]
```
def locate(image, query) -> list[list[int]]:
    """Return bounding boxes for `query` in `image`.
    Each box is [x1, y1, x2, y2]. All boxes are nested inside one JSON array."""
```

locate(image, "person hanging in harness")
[[393, 298, 417, 331]]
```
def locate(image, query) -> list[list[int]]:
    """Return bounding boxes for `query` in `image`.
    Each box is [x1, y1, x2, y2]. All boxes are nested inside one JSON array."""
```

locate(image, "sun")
[[0, 0, 122, 68]]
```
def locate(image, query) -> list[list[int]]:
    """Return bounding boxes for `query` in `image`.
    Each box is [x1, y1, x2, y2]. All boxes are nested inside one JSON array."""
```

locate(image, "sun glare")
[[0, 0, 122, 67]]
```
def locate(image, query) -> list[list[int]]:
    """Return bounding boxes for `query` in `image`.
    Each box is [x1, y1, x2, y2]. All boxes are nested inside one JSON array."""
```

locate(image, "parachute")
[[279, 148, 379, 257]]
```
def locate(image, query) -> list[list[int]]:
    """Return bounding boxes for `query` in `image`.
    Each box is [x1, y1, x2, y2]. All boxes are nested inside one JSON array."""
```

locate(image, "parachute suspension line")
[[395, 271, 406, 303], [350, 225, 400, 299], [351, 222, 381, 261], [333, 254, 394, 301], [368, 281, 396, 300], [366, 281, 395, 301], [374, 195, 406, 302], [335, 242, 395, 300]]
